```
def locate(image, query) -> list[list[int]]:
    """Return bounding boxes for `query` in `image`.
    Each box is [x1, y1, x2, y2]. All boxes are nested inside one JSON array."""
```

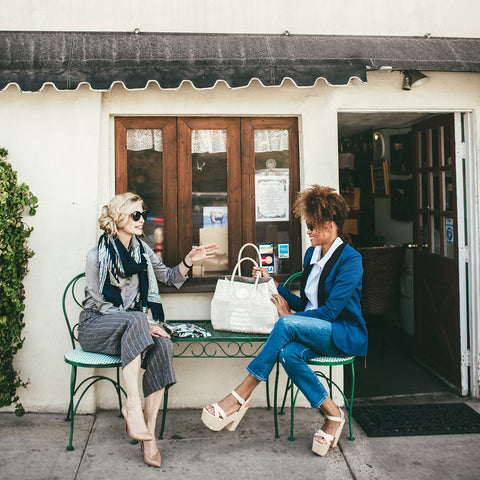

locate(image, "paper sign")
[[255, 174, 289, 222]]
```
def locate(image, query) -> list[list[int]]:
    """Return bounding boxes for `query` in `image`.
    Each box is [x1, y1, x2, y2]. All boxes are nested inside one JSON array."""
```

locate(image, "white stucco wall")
[[0, 0, 479, 38], [1, 70, 479, 413]]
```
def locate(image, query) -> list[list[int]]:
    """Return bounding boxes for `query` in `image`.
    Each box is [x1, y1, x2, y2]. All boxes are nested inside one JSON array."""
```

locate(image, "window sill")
[[157, 274, 296, 294]]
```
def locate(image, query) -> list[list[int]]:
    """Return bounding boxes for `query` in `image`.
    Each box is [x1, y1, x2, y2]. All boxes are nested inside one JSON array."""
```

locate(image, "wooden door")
[[412, 114, 461, 389]]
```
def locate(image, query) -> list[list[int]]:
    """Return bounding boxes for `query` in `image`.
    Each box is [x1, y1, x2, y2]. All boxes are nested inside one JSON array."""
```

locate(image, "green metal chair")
[[63, 273, 126, 451], [273, 272, 356, 441]]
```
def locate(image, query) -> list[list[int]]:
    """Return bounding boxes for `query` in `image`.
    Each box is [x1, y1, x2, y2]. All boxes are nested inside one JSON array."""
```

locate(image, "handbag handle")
[[237, 243, 262, 276], [230, 257, 261, 292]]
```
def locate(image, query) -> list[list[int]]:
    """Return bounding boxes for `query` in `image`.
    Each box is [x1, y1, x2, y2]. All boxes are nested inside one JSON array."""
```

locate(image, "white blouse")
[[304, 237, 344, 311]]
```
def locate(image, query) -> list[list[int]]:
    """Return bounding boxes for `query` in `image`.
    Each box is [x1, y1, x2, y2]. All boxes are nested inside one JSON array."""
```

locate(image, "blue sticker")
[[278, 243, 289, 259], [445, 218, 454, 245]]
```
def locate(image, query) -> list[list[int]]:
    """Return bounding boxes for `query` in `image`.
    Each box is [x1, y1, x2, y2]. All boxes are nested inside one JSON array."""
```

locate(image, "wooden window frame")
[[241, 117, 301, 274], [115, 116, 300, 292]]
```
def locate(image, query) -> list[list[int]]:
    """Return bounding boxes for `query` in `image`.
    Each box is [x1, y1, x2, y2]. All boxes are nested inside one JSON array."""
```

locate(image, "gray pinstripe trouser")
[[78, 309, 176, 397]]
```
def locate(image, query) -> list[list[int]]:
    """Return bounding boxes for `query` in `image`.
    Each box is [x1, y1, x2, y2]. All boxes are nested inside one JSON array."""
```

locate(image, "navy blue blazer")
[[277, 244, 368, 357]]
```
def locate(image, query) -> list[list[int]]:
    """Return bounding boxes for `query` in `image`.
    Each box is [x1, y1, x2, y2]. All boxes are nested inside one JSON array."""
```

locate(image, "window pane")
[[420, 131, 427, 168], [444, 170, 453, 212], [432, 128, 439, 167], [420, 214, 429, 250], [420, 173, 428, 210], [444, 125, 452, 166], [433, 215, 441, 255], [127, 129, 164, 255], [433, 171, 439, 211], [191, 129, 228, 276], [254, 129, 291, 274]]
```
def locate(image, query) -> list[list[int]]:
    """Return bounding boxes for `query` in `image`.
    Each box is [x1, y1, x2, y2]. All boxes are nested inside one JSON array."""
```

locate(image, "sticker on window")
[[278, 243, 289, 259]]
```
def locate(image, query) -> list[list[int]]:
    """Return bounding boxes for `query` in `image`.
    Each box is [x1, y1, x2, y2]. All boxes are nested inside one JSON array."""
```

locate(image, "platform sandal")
[[201, 390, 251, 432], [312, 408, 345, 456]]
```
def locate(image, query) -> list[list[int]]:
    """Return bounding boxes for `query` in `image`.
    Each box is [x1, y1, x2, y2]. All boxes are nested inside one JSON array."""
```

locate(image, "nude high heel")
[[312, 408, 345, 456], [121, 407, 153, 442], [140, 442, 162, 468], [201, 390, 251, 432]]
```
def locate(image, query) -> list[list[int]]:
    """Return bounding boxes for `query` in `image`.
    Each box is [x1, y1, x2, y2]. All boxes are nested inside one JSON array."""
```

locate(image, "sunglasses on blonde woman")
[[130, 211, 148, 222], [306, 223, 316, 231]]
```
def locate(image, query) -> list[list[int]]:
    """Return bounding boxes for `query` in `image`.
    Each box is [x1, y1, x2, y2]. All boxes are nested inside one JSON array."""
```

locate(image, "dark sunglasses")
[[130, 210, 148, 222], [306, 222, 316, 231]]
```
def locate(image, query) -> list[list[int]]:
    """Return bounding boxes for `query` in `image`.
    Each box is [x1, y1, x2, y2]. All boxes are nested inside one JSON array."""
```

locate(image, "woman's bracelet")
[[182, 257, 193, 269]]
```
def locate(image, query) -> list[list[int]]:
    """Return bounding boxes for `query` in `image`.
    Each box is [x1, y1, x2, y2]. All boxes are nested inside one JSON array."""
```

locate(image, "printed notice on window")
[[255, 174, 289, 222]]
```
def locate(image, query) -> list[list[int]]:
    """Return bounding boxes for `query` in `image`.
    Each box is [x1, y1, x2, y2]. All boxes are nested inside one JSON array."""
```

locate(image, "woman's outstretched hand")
[[271, 294, 292, 316], [186, 243, 219, 263], [180, 243, 220, 275], [149, 324, 170, 339]]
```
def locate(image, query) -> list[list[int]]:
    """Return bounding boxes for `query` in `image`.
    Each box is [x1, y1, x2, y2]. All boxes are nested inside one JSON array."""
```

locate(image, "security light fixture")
[[402, 71, 429, 90]]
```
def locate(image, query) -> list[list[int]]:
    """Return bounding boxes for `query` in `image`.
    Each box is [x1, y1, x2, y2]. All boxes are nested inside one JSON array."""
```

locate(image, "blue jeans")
[[247, 315, 343, 408]]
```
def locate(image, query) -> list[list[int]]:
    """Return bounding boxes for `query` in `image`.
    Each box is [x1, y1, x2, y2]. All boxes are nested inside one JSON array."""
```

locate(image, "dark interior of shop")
[[337, 112, 453, 398]]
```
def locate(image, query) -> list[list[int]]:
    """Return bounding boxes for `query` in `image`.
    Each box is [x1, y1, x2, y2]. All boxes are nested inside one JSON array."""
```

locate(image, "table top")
[[166, 321, 269, 358]]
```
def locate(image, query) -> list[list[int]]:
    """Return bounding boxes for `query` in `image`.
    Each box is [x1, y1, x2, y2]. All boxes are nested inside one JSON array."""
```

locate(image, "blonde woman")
[[79, 192, 217, 467]]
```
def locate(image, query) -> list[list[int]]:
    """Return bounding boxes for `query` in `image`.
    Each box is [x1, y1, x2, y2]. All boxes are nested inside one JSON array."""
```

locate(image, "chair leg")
[[273, 361, 280, 438], [159, 387, 169, 440], [348, 363, 355, 441], [265, 376, 271, 410], [288, 381, 295, 441], [279, 378, 291, 416], [64, 366, 77, 422], [329, 366, 333, 397], [115, 367, 123, 417], [66, 366, 77, 451]]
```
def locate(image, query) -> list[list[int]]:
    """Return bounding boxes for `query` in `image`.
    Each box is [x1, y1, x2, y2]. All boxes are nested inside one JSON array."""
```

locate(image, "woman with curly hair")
[[201, 185, 367, 457], [79, 192, 217, 467]]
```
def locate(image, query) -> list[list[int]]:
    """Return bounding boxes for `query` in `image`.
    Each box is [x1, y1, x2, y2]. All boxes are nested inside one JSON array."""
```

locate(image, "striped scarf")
[[97, 234, 164, 322]]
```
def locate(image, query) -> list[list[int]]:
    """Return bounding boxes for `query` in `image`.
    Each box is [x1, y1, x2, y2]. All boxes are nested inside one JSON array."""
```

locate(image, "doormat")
[[353, 403, 480, 437]]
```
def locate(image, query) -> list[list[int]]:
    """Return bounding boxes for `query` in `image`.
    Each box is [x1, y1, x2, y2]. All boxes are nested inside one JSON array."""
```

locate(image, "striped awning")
[[1, 32, 479, 92]]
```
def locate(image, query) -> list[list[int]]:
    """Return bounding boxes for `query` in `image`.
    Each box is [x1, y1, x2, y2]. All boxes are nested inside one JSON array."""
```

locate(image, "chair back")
[[62, 273, 86, 350], [283, 271, 302, 291], [357, 245, 407, 315]]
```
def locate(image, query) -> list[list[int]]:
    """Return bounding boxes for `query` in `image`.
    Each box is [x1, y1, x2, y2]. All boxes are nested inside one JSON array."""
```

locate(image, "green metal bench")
[[62, 273, 271, 444], [160, 322, 270, 439]]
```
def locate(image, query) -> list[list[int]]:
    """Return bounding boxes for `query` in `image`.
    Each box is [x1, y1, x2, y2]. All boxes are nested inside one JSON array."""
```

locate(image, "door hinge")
[[461, 349, 472, 367], [459, 245, 470, 262], [457, 142, 467, 160]]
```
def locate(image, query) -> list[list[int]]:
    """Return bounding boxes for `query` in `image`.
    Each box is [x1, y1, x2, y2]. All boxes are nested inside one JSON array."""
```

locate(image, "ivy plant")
[[0, 148, 38, 415]]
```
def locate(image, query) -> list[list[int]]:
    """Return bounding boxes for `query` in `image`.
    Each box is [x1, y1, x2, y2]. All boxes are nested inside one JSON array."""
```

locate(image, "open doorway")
[[338, 111, 470, 399]]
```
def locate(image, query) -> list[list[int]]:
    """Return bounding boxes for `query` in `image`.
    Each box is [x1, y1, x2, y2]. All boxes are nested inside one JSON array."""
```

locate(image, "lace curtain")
[[254, 129, 289, 152], [127, 129, 163, 151], [191, 130, 227, 153], [126, 128, 289, 153]]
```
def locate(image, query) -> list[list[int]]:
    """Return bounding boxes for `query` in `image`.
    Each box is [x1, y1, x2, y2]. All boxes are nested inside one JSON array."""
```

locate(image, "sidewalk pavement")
[[1, 392, 480, 480]]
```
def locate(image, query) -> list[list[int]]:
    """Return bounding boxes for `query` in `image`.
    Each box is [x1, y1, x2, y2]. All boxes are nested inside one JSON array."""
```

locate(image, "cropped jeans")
[[247, 315, 343, 409]]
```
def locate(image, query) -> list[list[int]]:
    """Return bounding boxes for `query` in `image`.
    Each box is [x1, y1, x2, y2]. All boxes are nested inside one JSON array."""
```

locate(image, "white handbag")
[[211, 243, 280, 334]]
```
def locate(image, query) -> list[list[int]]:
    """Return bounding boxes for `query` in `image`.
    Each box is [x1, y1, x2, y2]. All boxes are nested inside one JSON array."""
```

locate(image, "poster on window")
[[255, 174, 289, 222], [203, 206, 228, 228]]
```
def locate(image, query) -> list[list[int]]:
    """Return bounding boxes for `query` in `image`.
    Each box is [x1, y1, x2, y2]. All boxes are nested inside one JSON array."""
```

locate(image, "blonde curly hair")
[[98, 192, 145, 237]]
